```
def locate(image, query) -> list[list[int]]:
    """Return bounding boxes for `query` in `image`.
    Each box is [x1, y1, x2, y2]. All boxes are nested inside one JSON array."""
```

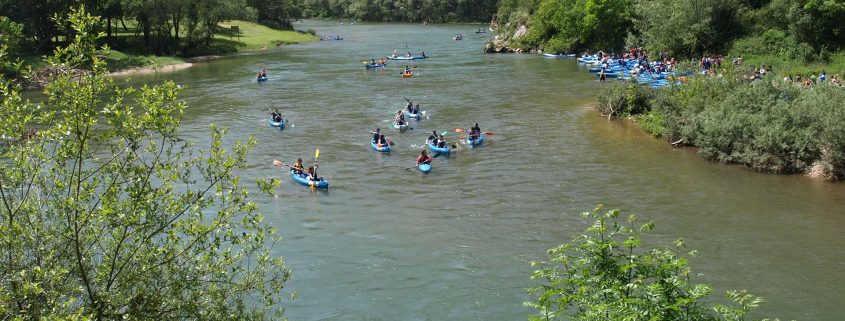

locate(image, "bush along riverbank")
[[599, 68, 845, 180]]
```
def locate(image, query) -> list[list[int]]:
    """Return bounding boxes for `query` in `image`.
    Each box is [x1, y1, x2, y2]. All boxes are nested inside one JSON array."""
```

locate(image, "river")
[[123, 21, 845, 320]]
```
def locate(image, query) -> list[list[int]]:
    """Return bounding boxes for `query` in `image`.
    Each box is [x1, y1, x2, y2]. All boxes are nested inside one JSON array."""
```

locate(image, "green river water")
[[122, 21, 845, 320]]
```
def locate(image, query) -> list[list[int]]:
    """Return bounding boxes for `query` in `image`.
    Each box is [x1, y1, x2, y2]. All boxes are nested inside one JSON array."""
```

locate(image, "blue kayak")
[[365, 63, 385, 68], [543, 53, 576, 58], [257, 76, 268, 82], [465, 134, 484, 147], [386, 55, 426, 60], [268, 117, 286, 129], [405, 111, 421, 120], [427, 141, 450, 154], [371, 140, 390, 153], [418, 163, 431, 173], [290, 170, 329, 189]]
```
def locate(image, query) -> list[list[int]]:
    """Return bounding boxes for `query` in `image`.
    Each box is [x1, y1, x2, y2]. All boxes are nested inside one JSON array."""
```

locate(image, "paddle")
[[457, 129, 494, 136], [310, 149, 320, 191]]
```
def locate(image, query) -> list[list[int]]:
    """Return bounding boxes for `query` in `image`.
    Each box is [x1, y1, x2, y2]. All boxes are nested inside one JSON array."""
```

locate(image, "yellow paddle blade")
[[314, 148, 320, 161], [273, 159, 282, 166]]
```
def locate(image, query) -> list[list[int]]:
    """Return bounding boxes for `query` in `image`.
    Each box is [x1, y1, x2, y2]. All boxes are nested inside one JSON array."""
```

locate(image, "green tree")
[[0, 8, 290, 319], [520, 0, 632, 53], [526, 206, 770, 321], [633, 0, 744, 56], [0, 16, 24, 77]]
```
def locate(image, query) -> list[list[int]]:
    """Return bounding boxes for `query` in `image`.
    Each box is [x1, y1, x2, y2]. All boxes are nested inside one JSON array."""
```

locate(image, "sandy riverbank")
[[107, 62, 195, 77]]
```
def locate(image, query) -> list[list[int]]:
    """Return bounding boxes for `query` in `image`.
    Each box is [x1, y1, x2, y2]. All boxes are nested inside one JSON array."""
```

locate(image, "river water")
[[124, 21, 845, 320]]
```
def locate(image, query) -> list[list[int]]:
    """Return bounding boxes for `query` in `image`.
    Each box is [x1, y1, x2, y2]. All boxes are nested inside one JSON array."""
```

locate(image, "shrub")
[[636, 110, 666, 137], [597, 82, 654, 118], [527, 206, 771, 321]]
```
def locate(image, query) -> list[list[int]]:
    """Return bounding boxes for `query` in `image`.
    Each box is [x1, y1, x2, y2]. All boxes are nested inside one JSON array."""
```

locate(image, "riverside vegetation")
[[598, 68, 845, 180], [1, 10, 290, 319], [492, 0, 845, 180], [526, 206, 778, 321], [0, 0, 314, 77]]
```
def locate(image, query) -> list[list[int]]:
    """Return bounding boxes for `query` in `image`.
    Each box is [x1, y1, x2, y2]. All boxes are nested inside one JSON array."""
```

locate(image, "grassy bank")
[[17, 20, 318, 74], [738, 53, 845, 79], [598, 70, 845, 180]]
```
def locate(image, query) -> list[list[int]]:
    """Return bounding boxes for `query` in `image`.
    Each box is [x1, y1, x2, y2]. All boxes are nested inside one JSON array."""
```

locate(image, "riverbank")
[[106, 20, 316, 77], [598, 69, 845, 180], [19, 20, 318, 80]]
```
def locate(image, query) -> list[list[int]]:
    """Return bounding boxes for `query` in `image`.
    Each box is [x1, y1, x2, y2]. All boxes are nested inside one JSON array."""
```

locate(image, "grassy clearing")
[[103, 50, 187, 71], [218, 20, 317, 51], [22, 20, 318, 72], [739, 53, 845, 78]]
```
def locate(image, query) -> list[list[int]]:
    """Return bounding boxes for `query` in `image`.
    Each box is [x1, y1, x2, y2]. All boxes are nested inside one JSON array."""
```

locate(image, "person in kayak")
[[271, 108, 283, 122], [395, 110, 407, 126], [375, 133, 389, 149], [392, 49, 398, 58], [371, 128, 381, 143], [412, 104, 421, 115], [416, 150, 431, 166], [307, 164, 321, 182], [404, 65, 412, 74], [427, 130, 438, 143], [469, 123, 481, 142], [257, 66, 267, 79], [421, 51, 427, 58], [291, 158, 304, 175], [437, 135, 447, 148], [406, 101, 414, 112]]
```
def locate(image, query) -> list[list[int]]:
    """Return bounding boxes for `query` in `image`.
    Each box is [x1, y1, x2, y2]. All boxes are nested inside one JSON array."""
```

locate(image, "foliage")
[[633, 0, 744, 57], [247, 0, 302, 27], [0, 16, 24, 77], [0, 0, 302, 56], [0, 9, 290, 319], [301, 0, 499, 23], [526, 206, 771, 321], [515, 0, 632, 53], [598, 67, 845, 179], [597, 82, 654, 118], [0, 16, 23, 54], [498, 0, 845, 59], [635, 110, 666, 137]]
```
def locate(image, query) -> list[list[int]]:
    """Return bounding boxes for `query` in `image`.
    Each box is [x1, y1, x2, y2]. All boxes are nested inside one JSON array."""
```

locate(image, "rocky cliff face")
[[484, 24, 530, 53]]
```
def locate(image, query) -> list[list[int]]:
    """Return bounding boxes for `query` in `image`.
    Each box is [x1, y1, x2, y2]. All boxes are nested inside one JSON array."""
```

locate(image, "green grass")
[[22, 20, 318, 72], [218, 20, 317, 51], [740, 52, 845, 78], [103, 50, 187, 71]]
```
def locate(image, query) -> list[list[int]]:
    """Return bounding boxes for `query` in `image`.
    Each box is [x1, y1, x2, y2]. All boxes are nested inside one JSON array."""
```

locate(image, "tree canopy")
[[0, 0, 302, 55], [0, 9, 290, 319], [301, 0, 499, 23], [496, 0, 845, 59]]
